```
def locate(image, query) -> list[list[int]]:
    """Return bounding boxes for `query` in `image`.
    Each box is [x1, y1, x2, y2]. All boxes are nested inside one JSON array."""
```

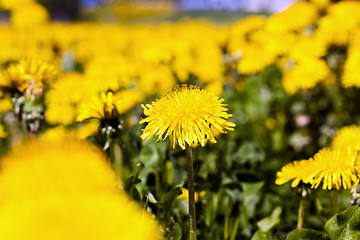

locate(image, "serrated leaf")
[[325, 206, 360, 239], [287, 229, 330, 240]]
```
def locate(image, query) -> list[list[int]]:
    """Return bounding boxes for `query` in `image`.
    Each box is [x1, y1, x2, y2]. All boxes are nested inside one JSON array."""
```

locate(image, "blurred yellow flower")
[[11, 2, 49, 29], [0, 137, 161, 240], [237, 42, 277, 75], [77, 92, 116, 122], [310, 148, 360, 190], [265, 1, 318, 33], [342, 35, 360, 87], [0, 194, 161, 240], [0, 137, 118, 200], [316, 1, 360, 46], [46, 72, 96, 125], [0, 0, 33, 10], [0, 58, 57, 96], [275, 159, 315, 188], [332, 125, 360, 150], [282, 58, 330, 94], [113, 89, 144, 114], [140, 85, 235, 150]]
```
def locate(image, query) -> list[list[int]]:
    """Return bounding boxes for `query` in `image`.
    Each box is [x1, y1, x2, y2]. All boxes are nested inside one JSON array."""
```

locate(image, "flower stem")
[[333, 190, 339, 216], [110, 141, 123, 187], [297, 197, 305, 229], [186, 144, 197, 240]]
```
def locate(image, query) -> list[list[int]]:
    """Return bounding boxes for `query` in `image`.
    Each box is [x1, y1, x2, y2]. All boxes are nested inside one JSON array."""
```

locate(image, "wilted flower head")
[[140, 85, 235, 150]]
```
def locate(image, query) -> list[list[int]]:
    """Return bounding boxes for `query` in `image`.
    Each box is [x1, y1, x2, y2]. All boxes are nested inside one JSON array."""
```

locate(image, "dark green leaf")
[[287, 229, 330, 240], [232, 142, 265, 165], [325, 206, 360, 239], [168, 223, 182, 240]]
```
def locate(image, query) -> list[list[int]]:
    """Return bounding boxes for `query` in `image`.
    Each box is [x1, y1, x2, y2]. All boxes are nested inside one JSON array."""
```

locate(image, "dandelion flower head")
[[0, 136, 161, 240], [265, 1, 318, 33], [140, 85, 235, 150], [0, 58, 57, 96], [310, 148, 360, 190], [332, 125, 360, 150], [0, 137, 119, 201], [275, 159, 315, 188], [77, 91, 116, 122]]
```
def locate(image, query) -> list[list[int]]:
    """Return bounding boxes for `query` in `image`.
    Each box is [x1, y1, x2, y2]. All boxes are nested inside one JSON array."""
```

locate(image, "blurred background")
[[1, 0, 298, 22]]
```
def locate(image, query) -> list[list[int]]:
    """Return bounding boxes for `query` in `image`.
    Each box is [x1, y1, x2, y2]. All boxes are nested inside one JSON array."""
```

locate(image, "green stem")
[[111, 141, 123, 187], [186, 145, 197, 240], [333, 190, 339, 216], [297, 197, 305, 229]]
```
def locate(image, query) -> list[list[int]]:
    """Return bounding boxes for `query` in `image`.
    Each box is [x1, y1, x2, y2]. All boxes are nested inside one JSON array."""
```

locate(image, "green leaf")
[[287, 229, 330, 240], [325, 206, 360, 239], [158, 185, 183, 212], [257, 206, 282, 232], [124, 163, 142, 200], [167, 223, 182, 240], [250, 230, 272, 240], [232, 142, 265, 165]]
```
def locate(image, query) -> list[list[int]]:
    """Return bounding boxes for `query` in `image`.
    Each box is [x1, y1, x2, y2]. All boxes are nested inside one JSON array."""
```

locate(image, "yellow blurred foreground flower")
[[140, 85, 235, 149], [0, 137, 118, 200], [0, 137, 161, 240]]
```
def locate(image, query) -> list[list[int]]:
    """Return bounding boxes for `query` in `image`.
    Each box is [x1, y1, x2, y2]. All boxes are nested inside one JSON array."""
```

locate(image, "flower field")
[[1, 0, 360, 239]]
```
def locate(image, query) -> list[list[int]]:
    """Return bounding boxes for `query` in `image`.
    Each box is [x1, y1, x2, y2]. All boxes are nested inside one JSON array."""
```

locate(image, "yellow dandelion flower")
[[76, 92, 116, 122], [46, 72, 96, 125], [178, 188, 205, 203], [44, 123, 98, 141], [11, 2, 49, 29], [138, 64, 175, 96], [332, 125, 360, 150], [342, 36, 360, 87], [310, 148, 360, 190], [0, 137, 161, 240], [0, 137, 119, 201], [275, 159, 315, 188], [282, 58, 330, 94], [0, 194, 161, 240], [230, 15, 265, 37], [0, 0, 34, 10], [114, 89, 144, 114], [265, 1, 318, 33], [309, 0, 331, 9], [237, 42, 277, 75], [140, 85, 235, 150], [85, 55, 133, 92], [0, 58, 57, 96], [316, 1, 360, 46]]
